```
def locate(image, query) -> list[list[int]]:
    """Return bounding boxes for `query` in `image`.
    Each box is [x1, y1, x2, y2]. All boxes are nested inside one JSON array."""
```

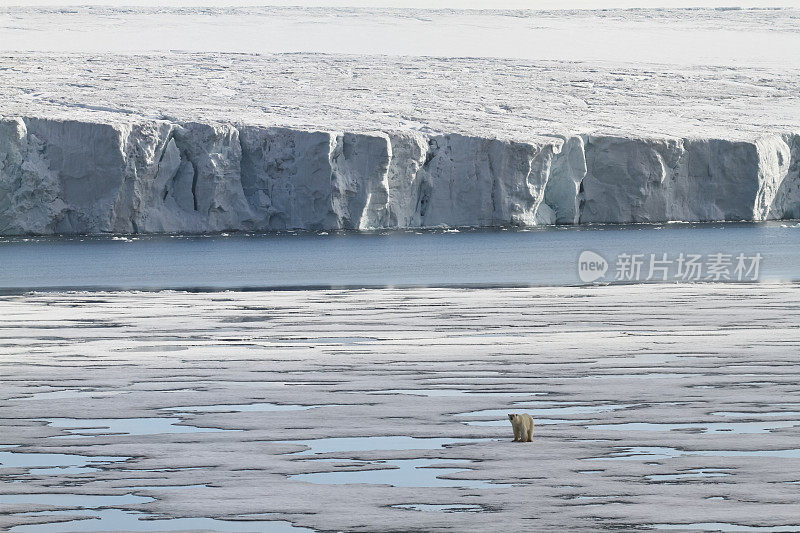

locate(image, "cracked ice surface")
[[1, 284, 800, 531], [1, 8, 800, 233]]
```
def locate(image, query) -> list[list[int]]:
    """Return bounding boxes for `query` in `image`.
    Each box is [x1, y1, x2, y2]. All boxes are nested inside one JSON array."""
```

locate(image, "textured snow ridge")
[[0, 116, 798, 235]]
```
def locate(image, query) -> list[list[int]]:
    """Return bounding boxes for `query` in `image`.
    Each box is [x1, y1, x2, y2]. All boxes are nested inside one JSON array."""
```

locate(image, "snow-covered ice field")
[[2, 5, 800, 69], [4, 50, 800, 139], [2, 6, 800, 234], [0, 3, 800, 67], [1, 284, 800, 531], [3, 6, 800, 136]]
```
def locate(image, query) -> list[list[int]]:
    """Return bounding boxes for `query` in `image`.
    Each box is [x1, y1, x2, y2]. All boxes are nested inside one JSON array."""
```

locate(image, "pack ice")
[[0, 116, 798, 235]]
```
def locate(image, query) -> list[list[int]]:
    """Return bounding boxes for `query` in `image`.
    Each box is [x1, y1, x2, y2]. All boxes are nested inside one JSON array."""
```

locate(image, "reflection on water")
[[1, 222, 797, 290]]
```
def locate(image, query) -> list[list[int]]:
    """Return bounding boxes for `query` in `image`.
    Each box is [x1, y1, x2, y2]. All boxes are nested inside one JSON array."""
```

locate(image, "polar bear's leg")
[[512, 424, 520, 442]]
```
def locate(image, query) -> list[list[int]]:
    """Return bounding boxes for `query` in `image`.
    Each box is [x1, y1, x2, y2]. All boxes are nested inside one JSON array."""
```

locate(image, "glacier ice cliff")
[[0, 116, 798, 235]]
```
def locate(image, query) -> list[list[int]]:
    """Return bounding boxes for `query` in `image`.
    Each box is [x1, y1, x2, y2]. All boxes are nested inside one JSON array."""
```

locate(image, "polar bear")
[[508, 413, 534, 442]]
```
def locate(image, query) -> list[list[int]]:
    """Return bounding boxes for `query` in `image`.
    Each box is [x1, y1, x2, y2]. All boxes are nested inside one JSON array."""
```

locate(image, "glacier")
[[0, 116, 798, 235]]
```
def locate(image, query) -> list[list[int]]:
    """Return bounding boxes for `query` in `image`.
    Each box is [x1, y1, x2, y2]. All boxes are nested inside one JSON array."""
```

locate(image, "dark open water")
[[0, 221, 798, 291]]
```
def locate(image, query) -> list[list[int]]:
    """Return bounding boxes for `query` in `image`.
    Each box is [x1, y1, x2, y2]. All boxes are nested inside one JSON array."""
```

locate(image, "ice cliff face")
[[579, 135, 800, 224], [0, 116, 798, 235]]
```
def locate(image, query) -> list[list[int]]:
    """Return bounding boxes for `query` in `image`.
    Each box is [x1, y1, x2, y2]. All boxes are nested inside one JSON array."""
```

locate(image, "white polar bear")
[[508, 413, 534, 442]]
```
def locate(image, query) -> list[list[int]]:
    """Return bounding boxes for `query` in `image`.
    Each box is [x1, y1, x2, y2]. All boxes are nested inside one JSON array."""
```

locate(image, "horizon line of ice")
[[0, 116, 798, 235]]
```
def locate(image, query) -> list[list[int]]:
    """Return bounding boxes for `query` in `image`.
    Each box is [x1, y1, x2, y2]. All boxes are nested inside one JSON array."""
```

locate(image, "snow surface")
[[3, 6, 800, 66], [7, 1, 800, 7], [1, 7, 800, 233], [1, 284, 799, 531]]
